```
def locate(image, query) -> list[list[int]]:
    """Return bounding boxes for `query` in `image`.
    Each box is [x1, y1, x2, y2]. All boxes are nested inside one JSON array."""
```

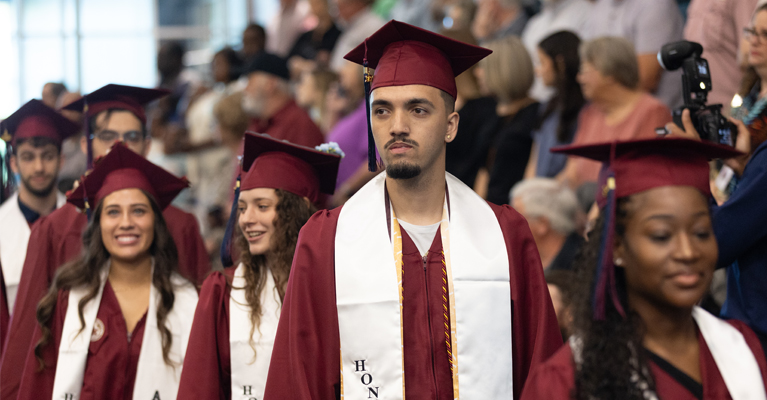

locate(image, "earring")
[[614, 257, 623, 266], [447, 135, 451, 140]]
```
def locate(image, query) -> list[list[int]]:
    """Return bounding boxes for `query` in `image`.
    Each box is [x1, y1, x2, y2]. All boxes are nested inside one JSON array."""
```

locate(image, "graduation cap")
[[1, 100, 80, 146], [62, 84, 169, 169], [67, 142, 189, 213], [552, 138, 741, 320], [220, 133, 342, 267], [343, 20, 492, 171], [243, 52, 290, 80]]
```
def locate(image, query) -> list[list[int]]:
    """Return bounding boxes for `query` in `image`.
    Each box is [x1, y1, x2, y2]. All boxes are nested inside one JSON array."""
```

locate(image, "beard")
[[386, 162, 421, 180], [21, 174, 57, 198], [242, 91, 266, 117]]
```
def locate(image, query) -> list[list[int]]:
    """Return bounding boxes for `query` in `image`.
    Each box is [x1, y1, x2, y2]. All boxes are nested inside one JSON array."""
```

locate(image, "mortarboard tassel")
[[220, 174, 241, 268], [592, 144, 626, 320], [363, 42, 377, 172]]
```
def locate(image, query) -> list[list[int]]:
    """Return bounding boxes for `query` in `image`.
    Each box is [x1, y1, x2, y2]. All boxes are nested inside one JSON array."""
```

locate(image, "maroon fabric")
[[2, 100, 80, 145], [61, 84, 170, 124], [0, 265, 8, 358], [343, 20, 492, 99], [177, 268, 236, 400], [520, 320, 767, 399], [242, 153, 320, 203], [16, 282, 147, 400], [263, 202, 562, 399], [86, 100, 147, 124], [0, 203, 209, 400], [245, 100, 324, 149], [67, 144, 189, 211]]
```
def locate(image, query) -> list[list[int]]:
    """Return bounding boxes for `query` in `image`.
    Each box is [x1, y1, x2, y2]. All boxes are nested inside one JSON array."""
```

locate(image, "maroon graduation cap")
[[1, 100, 80, 146], [62, 84, 169, 169], [220, 132, 342, 267], [67, 142, 189, 212], [551, 137, 741, 320], [343, 20, 492, 171]]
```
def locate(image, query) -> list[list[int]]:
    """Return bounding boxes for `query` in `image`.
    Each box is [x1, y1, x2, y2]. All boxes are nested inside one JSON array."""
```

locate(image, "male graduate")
[[0, 84, 211, 400], [264, 21, 562, 400], [0, 100, 79, 313]]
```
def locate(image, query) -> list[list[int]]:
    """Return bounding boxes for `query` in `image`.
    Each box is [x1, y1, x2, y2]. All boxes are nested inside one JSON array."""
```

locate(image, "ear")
[[613, 235, 626, 268], [80, 135, 87, 155], [445, 111, 459, 143], [302, 196, 313, 208], [9, 155, 18, 174]]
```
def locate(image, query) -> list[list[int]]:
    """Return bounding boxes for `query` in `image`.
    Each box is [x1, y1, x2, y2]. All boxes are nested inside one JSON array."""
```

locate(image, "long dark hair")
[[232, 189, 316, 353], [537, 31, 586, 143], [571, 197, 657, 400], [35, 191, 180, 369]]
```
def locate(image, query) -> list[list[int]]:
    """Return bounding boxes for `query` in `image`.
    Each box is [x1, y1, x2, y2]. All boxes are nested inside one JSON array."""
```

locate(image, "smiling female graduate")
[[520, 138, 767, 400], [175, 132, 341, 400], [15, 143, 199, 400]]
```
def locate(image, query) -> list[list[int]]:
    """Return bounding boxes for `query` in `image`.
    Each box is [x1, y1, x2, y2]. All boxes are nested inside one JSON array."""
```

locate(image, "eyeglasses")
[[90, 130, 144, 143], [744, 27, 767, 43]]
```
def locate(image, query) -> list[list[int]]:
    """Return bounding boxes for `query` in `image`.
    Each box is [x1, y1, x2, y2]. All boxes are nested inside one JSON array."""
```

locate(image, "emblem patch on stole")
[[91, 318, 105, 342]]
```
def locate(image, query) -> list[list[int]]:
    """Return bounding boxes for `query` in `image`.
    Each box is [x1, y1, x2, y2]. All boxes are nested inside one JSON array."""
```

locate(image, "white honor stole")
[[691, 307, 767, 400], [229, 263, 281, 400], [335, 172, 514, 399], [52, 264, 198, 400]]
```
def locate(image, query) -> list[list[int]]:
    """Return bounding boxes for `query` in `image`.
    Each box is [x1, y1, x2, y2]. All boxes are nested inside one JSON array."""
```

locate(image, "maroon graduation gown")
[[263, 203, 562, 400], [0, 264, 8, 358], [520, 320, 767, 400], [176, 268, 236, 400], [16, 282, 148, 400], [0, 203, 209, 400]]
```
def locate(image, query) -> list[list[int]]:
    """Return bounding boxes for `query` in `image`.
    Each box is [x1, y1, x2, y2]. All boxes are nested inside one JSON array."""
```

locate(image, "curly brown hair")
[[570, 197, 657, 400], [232, 189, 316, 355], [34, 191, 180, 369]]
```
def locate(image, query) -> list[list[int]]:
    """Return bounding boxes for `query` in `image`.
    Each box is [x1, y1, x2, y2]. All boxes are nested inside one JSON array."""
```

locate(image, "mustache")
[[384, 138, 419, 149]]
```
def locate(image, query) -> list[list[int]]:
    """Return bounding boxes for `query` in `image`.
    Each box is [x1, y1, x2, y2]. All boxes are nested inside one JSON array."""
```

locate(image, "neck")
[[538, 233, 567, 269], [630, 294, 698, 351], [262, 93, 291, 120], [109, 255, 153, 286], [18, 186, 58, 217], [593, 86, 640, 115], [760, 75, 767, 97], [497, 96, 534, 117], [387, 164, 445, 226]]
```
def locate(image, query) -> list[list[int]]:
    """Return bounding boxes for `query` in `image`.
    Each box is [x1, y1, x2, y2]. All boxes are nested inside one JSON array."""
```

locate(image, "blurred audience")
[[478, 35, 539, 205], [545, 269, 576, 341], [295, 68, 339, 132], [557, 37, 671, 188], [389, 0, 442, 32], [329, 0, 386, 71], [685, 0, 758, 112], [41, 83, 67, 109], [521, 0, 591, 102], [582, 0, 684, 109], [528, 31, 584, 178], [241, 23, 267, 66], [511, 178, 582, 272], [266, 0, 313, 57], [442, 29, 498, 188], [287, 0, 342, 77], [54, 91, 85, 192], [242, 52, 323, 147], [472, 0, 527, 43]]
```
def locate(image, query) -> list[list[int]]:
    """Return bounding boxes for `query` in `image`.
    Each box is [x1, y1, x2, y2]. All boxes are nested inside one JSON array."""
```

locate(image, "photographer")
[[666, 105, 767, 361]]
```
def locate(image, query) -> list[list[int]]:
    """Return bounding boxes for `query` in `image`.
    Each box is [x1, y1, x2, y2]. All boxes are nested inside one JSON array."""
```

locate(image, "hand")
[[664, 109, 701, 140]]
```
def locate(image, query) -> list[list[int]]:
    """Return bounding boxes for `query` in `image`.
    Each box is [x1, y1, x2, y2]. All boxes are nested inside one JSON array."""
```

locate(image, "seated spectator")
[[545, 269, 577, 341], [442, 28, 499, 188], [521, 0, 591, 102], [478, 35, 539, 205], [241, 23, 266, 66], [287, 0, 342, 77], [295, 68, 339, 132], [389, 0, 441, 32], [582, 0, 684, 108], [41, 82, 67, 109], [241, 52, 324, 148], [557, 37, 671, 188], [529, 31, 585, 178], [685, 0, 757, 112], [54, 91, 86, 193], [511, 178, 582, 271], [328, 0, 385, 71], [472, 0, 528, 43]]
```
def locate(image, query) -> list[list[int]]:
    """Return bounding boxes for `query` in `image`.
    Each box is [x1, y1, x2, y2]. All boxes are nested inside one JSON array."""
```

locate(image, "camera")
[[658, 41, 737, 146]]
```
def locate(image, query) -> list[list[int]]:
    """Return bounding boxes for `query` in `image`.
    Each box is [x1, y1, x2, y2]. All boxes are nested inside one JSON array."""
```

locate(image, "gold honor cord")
[[439, 203, 460, 399]]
